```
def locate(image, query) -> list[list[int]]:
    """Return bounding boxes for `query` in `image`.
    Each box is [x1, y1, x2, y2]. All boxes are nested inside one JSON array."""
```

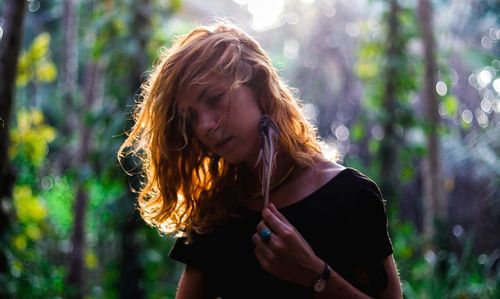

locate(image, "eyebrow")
[[197, 88, 211, 102]]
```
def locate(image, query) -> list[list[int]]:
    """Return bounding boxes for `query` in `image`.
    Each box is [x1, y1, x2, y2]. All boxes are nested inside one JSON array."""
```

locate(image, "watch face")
[[314, 279, 326, 293]]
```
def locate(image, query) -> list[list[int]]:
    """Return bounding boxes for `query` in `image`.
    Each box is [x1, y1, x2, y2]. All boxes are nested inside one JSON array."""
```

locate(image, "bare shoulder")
[[270, 160, 346, 209], [311, 159, 347, 184], [288, 159, 346, 200]]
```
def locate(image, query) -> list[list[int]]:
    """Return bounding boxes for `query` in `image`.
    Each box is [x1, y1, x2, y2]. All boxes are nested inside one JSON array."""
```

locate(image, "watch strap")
[[312, 262, 331, 293], [319, 262, 331, 280]]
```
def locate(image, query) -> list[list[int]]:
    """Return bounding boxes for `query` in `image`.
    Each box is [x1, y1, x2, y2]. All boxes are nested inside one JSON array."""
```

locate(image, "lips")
[[215, 136, 232, 149]]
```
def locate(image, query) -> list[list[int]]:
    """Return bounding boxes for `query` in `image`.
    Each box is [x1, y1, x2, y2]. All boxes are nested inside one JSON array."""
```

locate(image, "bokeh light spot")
[[247, 0, 284, 30], [493, 100, 500, 113], [481, 99, 492, 113], [345, 23, 360, 37], [284, 12, 300, 25], [461, 109, 473, 124], [436, 81, 447, 96], [371, 125, 384, 140], [481, 36, 493, 49], [41, 176, 54, 190], [301, 103, 318, 123], [492, 78, 500, 93], [283, 39, 300, 60], [475, 109, 488, 127], [478, 69, 493, 87], [453, 225, 464, 238], [319, 0, 336, 17], [28, 0, 41, 13], [468, 74, 479, 89], [334, 125, 350, 141], [438, 102, 447, 117], [367, 18, 380, 32], [424, 250, 437, 265]]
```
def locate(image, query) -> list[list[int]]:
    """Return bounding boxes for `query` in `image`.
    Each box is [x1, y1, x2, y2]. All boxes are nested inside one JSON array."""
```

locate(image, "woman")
[[118, 22, 402, 298]]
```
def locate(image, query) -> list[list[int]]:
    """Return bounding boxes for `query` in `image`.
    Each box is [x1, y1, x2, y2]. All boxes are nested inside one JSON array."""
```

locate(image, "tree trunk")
[[118, 1, 152, 298], [378, 0, 401, 204], [58, 0, 79, 172], [0, 0, 27, 278], [418, 0, 446, 247], [66, 61, 100, 299]]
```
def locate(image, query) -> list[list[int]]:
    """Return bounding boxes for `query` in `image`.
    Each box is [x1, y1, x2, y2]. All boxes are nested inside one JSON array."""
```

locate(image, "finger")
[[252, 232, 266, 247], [269, 203, 290, 225], [254, 248, 270, 271], [256, 222, 273, 243], [252, 233, 275, 258], [256, 220, 267, 232], [262, 206, 288, 236]]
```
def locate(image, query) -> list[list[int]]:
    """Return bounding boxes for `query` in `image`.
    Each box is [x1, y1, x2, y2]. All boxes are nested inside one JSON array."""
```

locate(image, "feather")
[[253, 115, 280, 209]]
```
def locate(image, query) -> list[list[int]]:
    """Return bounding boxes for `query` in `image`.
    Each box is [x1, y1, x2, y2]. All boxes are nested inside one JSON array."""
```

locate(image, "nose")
[[195, 111, 218, 136]]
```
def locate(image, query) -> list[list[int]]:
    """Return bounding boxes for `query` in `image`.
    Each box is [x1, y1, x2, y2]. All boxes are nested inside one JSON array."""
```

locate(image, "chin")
[[222, 156, 243, 165]]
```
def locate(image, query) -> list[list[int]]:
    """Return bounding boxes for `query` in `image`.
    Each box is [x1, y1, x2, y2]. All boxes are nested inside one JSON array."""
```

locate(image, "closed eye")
[[205, 93, 226, 108]]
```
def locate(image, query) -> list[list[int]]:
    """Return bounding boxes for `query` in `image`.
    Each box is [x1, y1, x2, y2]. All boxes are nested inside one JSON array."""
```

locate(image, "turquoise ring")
[[259, 228, 272, 242]]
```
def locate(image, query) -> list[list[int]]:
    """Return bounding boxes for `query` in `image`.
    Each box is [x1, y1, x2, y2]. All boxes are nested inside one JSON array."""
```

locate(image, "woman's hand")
[[251, 203, 324, 287]]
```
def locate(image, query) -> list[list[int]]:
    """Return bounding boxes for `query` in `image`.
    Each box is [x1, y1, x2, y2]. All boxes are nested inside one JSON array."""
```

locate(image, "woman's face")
[[179, 79, 263, 165]]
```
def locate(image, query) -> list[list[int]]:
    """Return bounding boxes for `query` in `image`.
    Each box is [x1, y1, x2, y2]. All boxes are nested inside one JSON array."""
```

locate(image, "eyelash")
[[206, 93, 225, 107]]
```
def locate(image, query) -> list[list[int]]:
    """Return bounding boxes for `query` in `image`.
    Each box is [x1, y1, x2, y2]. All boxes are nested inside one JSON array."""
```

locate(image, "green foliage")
[[354, 5, 423, 189], [2, 108, 69, 298], [391, 218, 499, 299], [86, 176, 125, 235], [9, 109, 56, 169], [16, 32, 57, 87], [441, 95, 459, 118], [356, 41, 383, 80], [352, 2, 500, 297], [42, 176, 74, 236]]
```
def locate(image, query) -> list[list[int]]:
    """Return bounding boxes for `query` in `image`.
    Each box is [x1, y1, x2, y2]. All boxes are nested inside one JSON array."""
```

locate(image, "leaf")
[[25, 224, 42, 240], [85, 250, 99, 269], [356, 60, 379, 79], [30, 32, 50, 61], [35, 61, 57, 82], [170, 0, 182, 11], [16, 73, 29, 87], [16, 32, 57, 86], [351, 123, 366, 142], [13, 235, 27, 251], [14, 185, 48, 222]]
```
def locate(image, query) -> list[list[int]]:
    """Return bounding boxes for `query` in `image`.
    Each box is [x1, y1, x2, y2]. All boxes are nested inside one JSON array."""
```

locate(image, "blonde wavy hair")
[[118, 22, 322, 236]]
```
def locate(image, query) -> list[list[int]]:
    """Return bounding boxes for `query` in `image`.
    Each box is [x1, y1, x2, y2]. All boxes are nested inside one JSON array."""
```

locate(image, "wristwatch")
[[312, 262, 331, 293]]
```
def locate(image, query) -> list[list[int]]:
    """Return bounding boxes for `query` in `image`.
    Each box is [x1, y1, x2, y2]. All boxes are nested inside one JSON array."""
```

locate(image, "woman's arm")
[[379, 255, 402, 299], [175, 264, 205, 299], [314, 255, 402, 299]]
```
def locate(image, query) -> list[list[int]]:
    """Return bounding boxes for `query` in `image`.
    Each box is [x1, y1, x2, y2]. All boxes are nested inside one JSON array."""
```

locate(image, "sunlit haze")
[[233, 0, 285, 30]]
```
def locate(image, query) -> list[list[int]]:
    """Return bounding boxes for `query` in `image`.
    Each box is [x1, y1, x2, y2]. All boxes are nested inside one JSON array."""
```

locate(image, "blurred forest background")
[[0, 0, 499, 298]]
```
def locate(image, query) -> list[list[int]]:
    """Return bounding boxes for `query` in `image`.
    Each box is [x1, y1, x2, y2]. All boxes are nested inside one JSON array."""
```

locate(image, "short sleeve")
[[349, 178, 393, 263], [169, 234, 206, 268]]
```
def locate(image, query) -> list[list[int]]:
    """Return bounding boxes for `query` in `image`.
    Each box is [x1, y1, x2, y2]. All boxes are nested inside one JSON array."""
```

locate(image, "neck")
[[245, 152, 297, 199]]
